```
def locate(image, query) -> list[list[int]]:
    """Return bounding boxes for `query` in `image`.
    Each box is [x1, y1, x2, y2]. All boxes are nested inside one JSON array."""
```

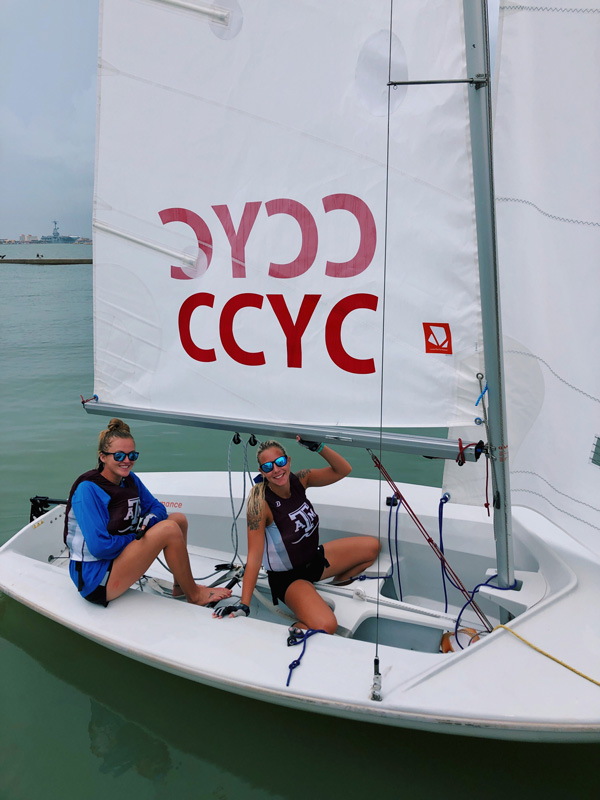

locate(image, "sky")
[[0, 0, 498, 242], [0, 0, 99, 239]]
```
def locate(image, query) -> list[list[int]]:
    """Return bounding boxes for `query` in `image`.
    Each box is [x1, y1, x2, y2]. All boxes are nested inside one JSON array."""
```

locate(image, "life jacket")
[[263, 473, 320, 571], [63, 468, 141, 544]]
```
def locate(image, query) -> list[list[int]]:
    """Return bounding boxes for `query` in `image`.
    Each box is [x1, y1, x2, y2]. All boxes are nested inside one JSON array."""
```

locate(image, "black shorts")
[[267, 545, 330, 605], [82, 561, 113, 608]]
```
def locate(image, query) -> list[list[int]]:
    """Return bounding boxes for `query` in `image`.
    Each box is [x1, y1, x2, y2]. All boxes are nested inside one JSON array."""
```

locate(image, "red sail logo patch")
[[423, 323, 452, 354]]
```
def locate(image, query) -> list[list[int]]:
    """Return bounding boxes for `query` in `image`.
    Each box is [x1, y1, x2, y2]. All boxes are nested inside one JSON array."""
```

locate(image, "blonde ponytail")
[[246, 439, 288, 517]]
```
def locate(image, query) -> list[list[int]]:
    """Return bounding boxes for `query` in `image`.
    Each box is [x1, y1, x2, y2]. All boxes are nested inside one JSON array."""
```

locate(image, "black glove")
[[135, 513, 157, 539], [213, 602, 250, 618], [297, 437, 324, 453]]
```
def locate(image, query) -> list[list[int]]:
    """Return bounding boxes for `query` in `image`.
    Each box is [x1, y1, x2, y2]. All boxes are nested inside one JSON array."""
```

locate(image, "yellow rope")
[[494, 624, 600, 687]]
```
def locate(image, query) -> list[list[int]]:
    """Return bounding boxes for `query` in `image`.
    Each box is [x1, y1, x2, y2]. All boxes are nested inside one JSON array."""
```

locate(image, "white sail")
[[494, 1, 600, 552], [93, 0, 484, 433]]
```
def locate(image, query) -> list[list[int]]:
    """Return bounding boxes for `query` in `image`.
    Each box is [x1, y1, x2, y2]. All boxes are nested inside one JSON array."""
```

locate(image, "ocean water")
[[0, 253, 597, 799]]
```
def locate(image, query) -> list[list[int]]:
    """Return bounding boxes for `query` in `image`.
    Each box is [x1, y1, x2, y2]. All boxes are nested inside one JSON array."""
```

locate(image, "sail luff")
[[463, 0, 514, 588]]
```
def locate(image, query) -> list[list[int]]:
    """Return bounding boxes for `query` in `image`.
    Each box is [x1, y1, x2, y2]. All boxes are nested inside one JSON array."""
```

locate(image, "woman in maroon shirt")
[[215, 436, 379, 634]]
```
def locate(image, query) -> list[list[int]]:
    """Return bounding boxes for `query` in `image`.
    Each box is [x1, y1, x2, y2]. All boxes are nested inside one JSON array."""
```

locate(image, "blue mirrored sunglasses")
[[259, 455, 288, 473], [101, 450, 139, 462]]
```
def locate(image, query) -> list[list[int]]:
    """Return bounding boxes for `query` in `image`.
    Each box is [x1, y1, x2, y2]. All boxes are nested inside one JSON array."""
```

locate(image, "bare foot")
[[172, 583, 184, 598], [188, 585, 232, 606]]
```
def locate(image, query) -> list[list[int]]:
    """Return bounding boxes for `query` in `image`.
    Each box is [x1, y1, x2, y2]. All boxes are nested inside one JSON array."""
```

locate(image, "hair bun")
[[107, 418, 131, 435]]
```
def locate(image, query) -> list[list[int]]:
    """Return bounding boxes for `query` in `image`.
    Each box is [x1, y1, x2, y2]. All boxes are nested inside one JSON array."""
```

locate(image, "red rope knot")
[[80, 394, 98, 405], [456, 439, 482, 467]]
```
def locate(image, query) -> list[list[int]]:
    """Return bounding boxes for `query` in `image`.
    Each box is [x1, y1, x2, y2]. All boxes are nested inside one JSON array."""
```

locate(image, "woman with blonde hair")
[[64, 418, 231, 608], [214, 436, 379, 634]]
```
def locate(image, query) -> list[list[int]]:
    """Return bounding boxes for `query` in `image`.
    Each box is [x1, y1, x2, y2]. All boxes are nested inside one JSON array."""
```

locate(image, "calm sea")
[[0, 245, 597, 799]]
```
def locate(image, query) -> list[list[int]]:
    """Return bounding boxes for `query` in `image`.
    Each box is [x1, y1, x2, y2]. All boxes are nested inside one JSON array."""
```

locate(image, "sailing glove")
[[213, 602, 250, 618], [135, 513, 158, 539], [297, 437, 324, 453]]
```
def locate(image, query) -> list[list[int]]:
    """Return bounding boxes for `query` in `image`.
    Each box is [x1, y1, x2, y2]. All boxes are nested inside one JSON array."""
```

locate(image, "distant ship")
[[40, 220, 81, 244]]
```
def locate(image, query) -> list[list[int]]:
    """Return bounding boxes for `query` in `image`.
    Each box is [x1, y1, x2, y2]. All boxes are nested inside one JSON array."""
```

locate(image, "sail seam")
[[511, 487, 600, 531], [496, 197, 600, 228], [505, 350, 600, 404], [500, 4, 600, 12], [97, 64, 462, 203], [512, 471, 600, 514]]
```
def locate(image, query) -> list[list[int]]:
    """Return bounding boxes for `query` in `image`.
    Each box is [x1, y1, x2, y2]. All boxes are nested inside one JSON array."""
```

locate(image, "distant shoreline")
[[1, 259, 92, 265]]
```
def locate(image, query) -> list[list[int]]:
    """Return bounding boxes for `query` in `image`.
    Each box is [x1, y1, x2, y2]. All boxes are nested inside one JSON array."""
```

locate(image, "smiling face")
[[258, 445, 291, 493], [99, 436, 136, 485]]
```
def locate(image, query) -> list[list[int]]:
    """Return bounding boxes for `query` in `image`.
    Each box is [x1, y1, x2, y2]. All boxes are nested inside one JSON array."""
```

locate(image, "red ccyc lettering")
[[267, 294, 320, 368], [325, 293, 378, 374], [220, 293, 266, 366], [212, 202, 262, 278], [159, 208, 213, 280], [179, 293, 216, 362], [323, 194, 376, 278], [266, 199, 318, 278]]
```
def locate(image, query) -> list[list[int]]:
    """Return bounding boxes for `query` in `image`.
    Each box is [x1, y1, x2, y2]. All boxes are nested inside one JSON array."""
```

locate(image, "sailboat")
[[1, 0, 599, 741]]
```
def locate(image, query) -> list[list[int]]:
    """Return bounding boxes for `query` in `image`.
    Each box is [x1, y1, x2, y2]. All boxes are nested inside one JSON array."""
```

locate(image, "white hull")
[[1, 473, 599, 741]]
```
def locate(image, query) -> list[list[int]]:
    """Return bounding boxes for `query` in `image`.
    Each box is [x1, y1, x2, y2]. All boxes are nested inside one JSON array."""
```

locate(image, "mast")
[[463, 0, 514, 588]]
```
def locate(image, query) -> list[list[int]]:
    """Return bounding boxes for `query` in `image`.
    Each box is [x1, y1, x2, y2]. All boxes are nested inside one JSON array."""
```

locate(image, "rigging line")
[[476, 372, 498, 508], [368, 450, 493, 632], [494, 625, 600, 687], [226, 433, 255, 567], [453, 574, 517, 647], [369, 0, 396, 665]]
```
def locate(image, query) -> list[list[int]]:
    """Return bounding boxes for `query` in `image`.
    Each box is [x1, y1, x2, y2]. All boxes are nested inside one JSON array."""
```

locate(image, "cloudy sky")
[[0, 0, 498, 242], [0, 0, 99, 239]]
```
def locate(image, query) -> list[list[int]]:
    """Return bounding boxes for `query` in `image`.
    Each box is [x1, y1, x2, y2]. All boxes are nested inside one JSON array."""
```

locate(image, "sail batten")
[[149, 0, 230, 26]]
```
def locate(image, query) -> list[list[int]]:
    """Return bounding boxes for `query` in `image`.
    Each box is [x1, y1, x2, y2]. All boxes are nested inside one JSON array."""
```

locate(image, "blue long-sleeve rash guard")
[[66, 471, 167, 596]]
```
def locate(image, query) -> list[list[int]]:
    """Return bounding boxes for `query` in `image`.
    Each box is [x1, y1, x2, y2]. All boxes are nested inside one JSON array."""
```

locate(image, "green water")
[[0, 256, 597, 798]]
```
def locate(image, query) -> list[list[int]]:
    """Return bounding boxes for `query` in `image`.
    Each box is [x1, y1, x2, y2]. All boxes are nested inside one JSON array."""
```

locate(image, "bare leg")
[[168, 513, 187, 596], [321, 536, 380, 584], [106, 517, 231, 605], [284, 580, 338, 635]]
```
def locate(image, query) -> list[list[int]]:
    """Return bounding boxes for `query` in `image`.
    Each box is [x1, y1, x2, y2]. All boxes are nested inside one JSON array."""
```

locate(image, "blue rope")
[[475, 383, 488, 406], [340, 499, 403, 594], [438, 494, 450, 612], [454, 573, 518, 649], [286, 629, 327, 686]]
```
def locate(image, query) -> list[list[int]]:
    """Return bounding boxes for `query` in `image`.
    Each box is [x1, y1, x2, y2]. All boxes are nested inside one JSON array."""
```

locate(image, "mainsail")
[[494, 1, 600, 552], [92, 0, 486, 447]]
